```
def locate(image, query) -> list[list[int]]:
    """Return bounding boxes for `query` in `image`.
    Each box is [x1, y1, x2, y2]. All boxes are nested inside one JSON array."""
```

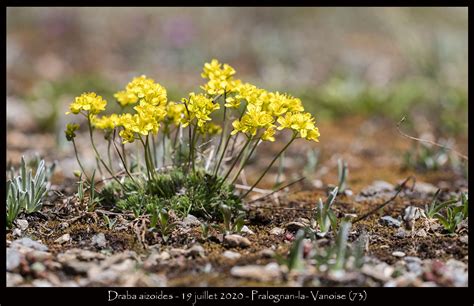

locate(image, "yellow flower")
[[306, 128, 320, 142], [181, 93, 220, 128], [92, 114, 120, 130], [115, 75, 167, 107], [199, 122, 222, 135], [66, 92, 107, 115], [277, 112, 319, 142], [231, 104, 274, 137], [200, 59, 241, 96], [261, 125, 276, 142], [166, 101, 186, 126], [119, 129, 135, 144]]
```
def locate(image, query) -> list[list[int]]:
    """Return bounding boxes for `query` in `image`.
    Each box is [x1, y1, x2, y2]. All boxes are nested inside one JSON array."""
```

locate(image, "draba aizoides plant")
[[65, 59, 320, 222]]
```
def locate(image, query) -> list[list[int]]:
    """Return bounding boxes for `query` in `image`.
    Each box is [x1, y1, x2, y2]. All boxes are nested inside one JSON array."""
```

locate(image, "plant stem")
[[151, 133, 158, 167], [71, 138, 90, 182], [106, 136, 113, 171], [112, 129, 136, 184], [221, 135, 253, 183], [162, 132, 166, 168], [86, 114, 125, 188], [231, 137, 261, 184], [241, 134, 296, 199], [214, 92, 227, 167], [121, 142, 127, 169], [139, 136, 152, 181], [214, 133, 232, 176]]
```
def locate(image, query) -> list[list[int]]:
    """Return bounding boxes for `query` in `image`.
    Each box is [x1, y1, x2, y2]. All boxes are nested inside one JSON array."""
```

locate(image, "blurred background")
[[6, 7, 468, 185]]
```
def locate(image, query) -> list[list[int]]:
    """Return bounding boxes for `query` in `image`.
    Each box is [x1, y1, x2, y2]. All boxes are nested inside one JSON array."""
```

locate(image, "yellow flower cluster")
[[198, 122, 222, 136], [166, 101, 186, 126], [88, 76, 169, 143], [66, 59, 319, 145], [200, 59, 241, 96], [66, 92, 107, 115], [228, 83, 318, 142], [277, 112, 320, 142], [181, 93, 220, 128], [114, 75, 167, 107], [91, 114, 120, 130]]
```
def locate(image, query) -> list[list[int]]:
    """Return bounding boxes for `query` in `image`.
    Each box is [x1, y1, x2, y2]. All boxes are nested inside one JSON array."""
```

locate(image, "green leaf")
[[287, 229, 306, 272]]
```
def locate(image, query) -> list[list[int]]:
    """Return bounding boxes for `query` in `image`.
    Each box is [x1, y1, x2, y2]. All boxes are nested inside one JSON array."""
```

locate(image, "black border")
[[2, 4, 472, 306]]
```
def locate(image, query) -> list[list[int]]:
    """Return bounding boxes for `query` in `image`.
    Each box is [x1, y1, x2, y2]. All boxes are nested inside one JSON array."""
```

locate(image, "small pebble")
[[380, 216, 401, 228], [224, 234, 251, 248], [394, 228, 406, 238], [16, 219, 28, 231], [392, 251, 406, 258], [259, 249, 275, 258], [91, 233, 107, 248], [240, 225, 255, 235], [12, 228, 22, 237], [222, 250, 241, 260], [270, 227, 285, 236], [55, 233, 71, 244], [187, 244, 205, 258]]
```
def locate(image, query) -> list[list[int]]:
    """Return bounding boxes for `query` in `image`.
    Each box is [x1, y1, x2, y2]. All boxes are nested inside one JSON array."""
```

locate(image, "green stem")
[[241, 134, 297, 199], [231, 137, 261, 184], [221, 135, 253, 183], [191, 126, 200, 173], [151, 133, 158, 167], [214, 92, 227, 167], [214, 133, 232, 176], [86, 114, 125, 188], [162, 133, 166, 168], [139, 136, 152, 181], [112, 130, 136, 184], [71, 138, 90, 182], [106, 136, 113, 171], [121, 142, 127, 169]]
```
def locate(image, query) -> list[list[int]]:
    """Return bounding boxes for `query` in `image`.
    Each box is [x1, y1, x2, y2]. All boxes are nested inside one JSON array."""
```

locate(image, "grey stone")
[[169, 248, 188, 257], [361, 263, 394, 282], [224, 234, 251, 248], [6, 272, 24, 287], [63, 260, 94, 275], [270, 227, 285, 236], [187, 244, 205, 258], [413, 182, 438, 195], [380, 216, 401, 228], [11, 237, 48, 252], [16, 219, 29, 231], [13, 228, 22, 237], [406, 261, 422, 276], [182, 214, 201, 227], [394, 228, 406, 238], [259, 249, 276, 258], [222, 250, 241, 260], [360, 181, 394, 196], [240, 225, 255, 235], [54, 233, 71, 244], [230, 263, 282, 282], [31, 279, 53, 287], [7, 248, 22, 271], [91, 233, 107, 248], [392, 251, 406, 257]]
